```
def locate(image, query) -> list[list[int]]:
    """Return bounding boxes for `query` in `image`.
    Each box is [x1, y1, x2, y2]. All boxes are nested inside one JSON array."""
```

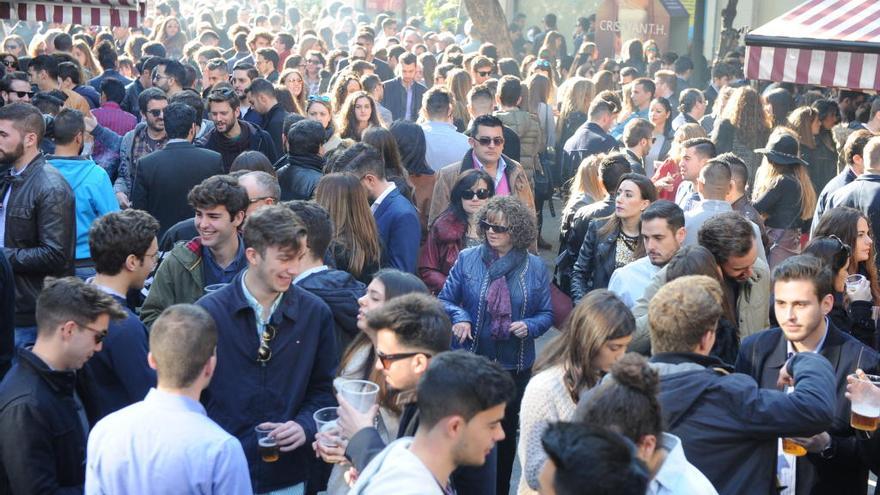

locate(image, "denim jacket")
[[438, 246, 553, 371]]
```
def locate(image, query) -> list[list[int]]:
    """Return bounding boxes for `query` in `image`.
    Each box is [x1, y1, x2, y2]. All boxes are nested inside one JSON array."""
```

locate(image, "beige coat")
[[495, 109, 544, 179]]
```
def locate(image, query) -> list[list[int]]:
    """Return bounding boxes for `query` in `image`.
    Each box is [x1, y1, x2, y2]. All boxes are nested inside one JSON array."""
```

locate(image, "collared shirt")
[[85, 388, 252, 494], [202, 236, 247, 286], [648, 433, 718, 495], [0, 162, 30, 248], [472, 152, 510, 196], [371, 182, 397, 214], [240, 269, 283, 340], [607, 256, 661, 308], [293, 265, 329, 285], [675, 181, 700, 212], [404, 82, 414, 121], [421, 121, 471, 171], [166, 138, 189, 145], [92, 101, 137, 137], [786, 317, 830, 358]]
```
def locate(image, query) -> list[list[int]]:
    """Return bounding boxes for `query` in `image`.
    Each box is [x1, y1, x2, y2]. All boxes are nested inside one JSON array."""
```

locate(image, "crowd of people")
[[3, 2, 880, 494]]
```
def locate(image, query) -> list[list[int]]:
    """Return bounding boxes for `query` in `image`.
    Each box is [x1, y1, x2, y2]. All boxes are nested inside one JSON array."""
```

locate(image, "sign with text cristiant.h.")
[[595, 0, 690, 59]]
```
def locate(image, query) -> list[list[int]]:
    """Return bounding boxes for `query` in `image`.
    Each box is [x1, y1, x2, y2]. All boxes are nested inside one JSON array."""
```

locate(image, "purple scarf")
[[481, 244, 527, 340]]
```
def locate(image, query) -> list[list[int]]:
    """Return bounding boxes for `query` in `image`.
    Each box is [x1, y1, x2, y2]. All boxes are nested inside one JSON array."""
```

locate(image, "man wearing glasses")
[[197, 205, 336, 495], [0, 277, 126, 493], [0, 71, 32, 105], [82, 210, 158, 420], [429, 114, 535, 226]]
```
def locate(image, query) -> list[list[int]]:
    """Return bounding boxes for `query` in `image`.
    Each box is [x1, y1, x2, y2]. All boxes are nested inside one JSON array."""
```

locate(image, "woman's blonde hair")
[[786, 106, 819, 149], [535, 290, 635, 401], [567, 154, 604, 210], [73, 41, 102, 78], [314, 173, 382, 279], [752, 127, 817, 220], [556, 77, 594, 137]]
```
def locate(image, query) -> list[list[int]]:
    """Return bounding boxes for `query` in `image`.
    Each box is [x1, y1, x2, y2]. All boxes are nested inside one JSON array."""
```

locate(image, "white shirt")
[[371, 182, 397, 213], [350, 437, 446, 494], [607, 256, 661, 308], [420, 121, 471, 172], [648, 433, 718, 495]]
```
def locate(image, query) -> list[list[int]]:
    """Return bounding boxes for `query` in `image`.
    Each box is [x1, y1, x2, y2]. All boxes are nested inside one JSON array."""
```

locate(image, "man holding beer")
[[86, 304, 252, 493], [736, 255, 880, 494]]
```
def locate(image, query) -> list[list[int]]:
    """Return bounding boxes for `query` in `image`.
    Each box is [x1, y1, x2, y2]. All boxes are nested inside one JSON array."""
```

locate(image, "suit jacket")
[[373, 187, 421, 273], [382, 77, 427, 122], [131, 141, 224, 236], [261, 103, 288, 158], [735, 323, 880, 495]]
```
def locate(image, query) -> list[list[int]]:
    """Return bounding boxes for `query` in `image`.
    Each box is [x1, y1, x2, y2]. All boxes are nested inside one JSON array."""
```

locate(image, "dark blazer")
[[130, 141, 224, 236], [570, 219, 619, 303], [374, 187, 421, 274], [261, 103, 288, 156], [240, 106, 264, 128], [561, 122, 618, 181], [735, 323, 880, 495], [381, 77, 427, 122]]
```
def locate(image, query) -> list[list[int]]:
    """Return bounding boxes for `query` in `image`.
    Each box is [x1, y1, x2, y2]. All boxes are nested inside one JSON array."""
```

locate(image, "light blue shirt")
[[683, 199, 767, 262], [611, 107, 649, 139], [241, 269, 283, 340], [85, 388, 252, 495], [421, 121, 471, 171], [648, 433, 718, 495], [0, 164, 29, 248], [607, 256, 660, 308], [293, 265, 329, 285]]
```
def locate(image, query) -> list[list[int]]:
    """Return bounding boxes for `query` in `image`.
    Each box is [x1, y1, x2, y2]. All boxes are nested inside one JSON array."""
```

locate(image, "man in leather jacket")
[[0, 103, 76, 348], [277, 119, 326, 201]]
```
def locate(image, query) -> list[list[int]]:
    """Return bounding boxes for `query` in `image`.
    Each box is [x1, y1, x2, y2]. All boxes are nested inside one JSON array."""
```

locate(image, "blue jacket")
[[48, 156, 119, 260], [80, 293, 155, 420], [197, 271, 337, 493], [439, 246, 553, 371], [88, 69, 132, 93], [735, 323, 880, 495], [374, 187, 421, 274], [651, 351, 836, 495]]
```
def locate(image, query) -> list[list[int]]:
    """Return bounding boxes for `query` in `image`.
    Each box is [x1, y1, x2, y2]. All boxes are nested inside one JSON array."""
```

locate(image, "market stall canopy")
[[0, 0, 145, 27], [745, 0, 880, 91]]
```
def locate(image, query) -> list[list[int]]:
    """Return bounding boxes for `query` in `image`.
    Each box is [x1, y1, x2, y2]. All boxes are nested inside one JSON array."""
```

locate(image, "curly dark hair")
[[89, 209, 160, 276], [187, 175, 249, 220], [478, 196, 537, 251]]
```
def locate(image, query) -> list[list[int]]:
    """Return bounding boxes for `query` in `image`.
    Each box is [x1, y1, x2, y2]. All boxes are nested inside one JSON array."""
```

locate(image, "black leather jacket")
[[2, 154, 76, 326], [570, 219, 619, 303], [277, 153, 325, 201]]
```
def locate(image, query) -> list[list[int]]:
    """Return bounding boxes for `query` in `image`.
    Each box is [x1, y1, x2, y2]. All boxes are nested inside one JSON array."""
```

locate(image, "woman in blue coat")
[[438, 195, 553, 495]]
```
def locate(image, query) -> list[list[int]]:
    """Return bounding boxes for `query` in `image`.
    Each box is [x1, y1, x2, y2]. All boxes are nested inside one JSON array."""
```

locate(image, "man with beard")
[[0, 103, 76, 348], [608, 200, 685, 308], [140, 175, 248, 327], [230, 63, 263, 127], [150, 59, 185, 99], [630, 212, 771, 354], [736, 255, 880, 495], [197, 87, 278, 171], [196, 205, 336, 494], [0, 72, 32, 105]]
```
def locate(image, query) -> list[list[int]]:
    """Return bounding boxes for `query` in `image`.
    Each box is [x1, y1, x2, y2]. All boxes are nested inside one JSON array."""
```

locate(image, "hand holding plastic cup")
[[339, 379, 380, 413], [846, 274, 868, 295], [255, 425, 279, 462], [314, 407, 341, 447], [849, 373, 880, 431]]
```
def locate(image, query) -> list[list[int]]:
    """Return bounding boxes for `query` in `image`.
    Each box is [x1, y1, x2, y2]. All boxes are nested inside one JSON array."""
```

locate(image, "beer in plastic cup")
[[849, 373, 880, 431], [255, 425, 279, 462]]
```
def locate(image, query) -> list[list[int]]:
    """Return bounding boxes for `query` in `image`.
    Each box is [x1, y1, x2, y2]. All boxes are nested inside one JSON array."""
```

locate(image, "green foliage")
[[418, 0, 462, 31]]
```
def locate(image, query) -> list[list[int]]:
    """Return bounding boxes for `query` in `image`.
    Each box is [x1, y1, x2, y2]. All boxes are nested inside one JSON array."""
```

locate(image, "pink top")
[[472, 151, 510, 196]]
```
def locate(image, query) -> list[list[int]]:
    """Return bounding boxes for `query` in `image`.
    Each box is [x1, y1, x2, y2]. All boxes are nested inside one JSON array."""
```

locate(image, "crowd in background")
[[2, 1, 880, 494]]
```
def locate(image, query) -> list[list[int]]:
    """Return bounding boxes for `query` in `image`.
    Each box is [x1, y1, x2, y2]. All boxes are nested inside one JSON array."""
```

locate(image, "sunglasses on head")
[[376, 350, 431, 370], [462, 188, 492, 200], [536, 59, 552, 68], [308, 94, 331, 103], [257, 324, 276, 363], [147, 109, 164, 117], [475, 136, 504, 147], [480, 220, 510, 234], [828, 234, 852, 258]]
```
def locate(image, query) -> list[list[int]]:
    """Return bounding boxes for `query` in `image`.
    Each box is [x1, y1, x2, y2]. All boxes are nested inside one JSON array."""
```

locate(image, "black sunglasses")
[[3, 59, 16, 67], [462, 188, 492, 200], [376, 350, 431, 370], [147, 109, 164, 117], [475, 136, 504, 147], [12, 90, 33, 98], [480, 220, 510, 234], [257, 324, 276, 363], [77, 322, 108, 344]]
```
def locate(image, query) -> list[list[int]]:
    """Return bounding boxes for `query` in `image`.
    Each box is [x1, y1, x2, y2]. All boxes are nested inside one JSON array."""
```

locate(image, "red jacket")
[[418, 211, 467, 294]]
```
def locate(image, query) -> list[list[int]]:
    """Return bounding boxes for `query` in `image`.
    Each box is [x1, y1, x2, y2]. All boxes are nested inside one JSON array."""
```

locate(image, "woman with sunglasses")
[[303, 50, 330, 96], [306, 95, 341, 152], [803, 236, 876, 347], [0, 53, 17, 71], [1, 35, 24, 58], [316, 269, 428, 495], [419, 170, 494, 294], [570, 173, 657, 304], [439, 195, 553, 494]]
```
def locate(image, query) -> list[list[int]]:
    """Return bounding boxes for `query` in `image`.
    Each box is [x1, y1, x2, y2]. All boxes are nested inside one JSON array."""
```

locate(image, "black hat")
[[754, 133, 808, 166]]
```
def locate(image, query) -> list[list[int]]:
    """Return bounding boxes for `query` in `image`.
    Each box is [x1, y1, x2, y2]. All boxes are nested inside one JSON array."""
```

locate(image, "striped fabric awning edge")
[[744, 0, 880, 91], [0, 0, 145, 27]]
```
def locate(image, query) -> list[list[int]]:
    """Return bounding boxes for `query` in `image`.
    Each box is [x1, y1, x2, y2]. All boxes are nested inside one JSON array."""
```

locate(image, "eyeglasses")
[[142, 250, 160, 262], [480, 220, 510, 234], [475, 136, 504, 147], [308, 94, 331, 103], [257, 324, 276, 363], [12, 90, 33, 98], [4, 44, 18, 50], [477, 70, 492, 77], [2, 59, 15, 67], [462, 188, 492, 200], [152, 73, 167, 81], [376, 350, 431, 369], [308, 59, 323, 66], [249, 196, 273, 204], [147, 109, 164, 117], [76, 322, 108, 344]]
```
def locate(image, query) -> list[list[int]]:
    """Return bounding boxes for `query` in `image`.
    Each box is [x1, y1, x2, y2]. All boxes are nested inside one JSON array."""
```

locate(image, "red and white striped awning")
[[745, 0, 880, 91], [0, 0, 145, 27]]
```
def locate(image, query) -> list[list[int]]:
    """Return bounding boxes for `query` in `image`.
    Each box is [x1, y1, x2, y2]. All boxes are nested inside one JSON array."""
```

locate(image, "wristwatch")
[[819, 436, 836, 459]]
